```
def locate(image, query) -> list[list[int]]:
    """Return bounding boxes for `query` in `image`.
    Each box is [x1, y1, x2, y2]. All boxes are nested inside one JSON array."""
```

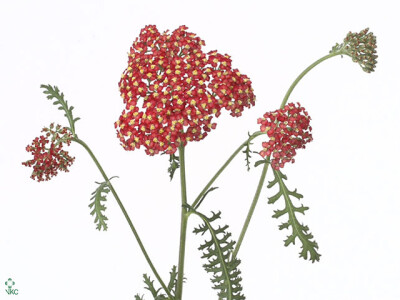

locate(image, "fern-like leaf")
[[136, 266, 177, 300], [192, 210, 245, 300], [89, 176, 117, 231], [267, 169, 321, 262], [40, 84, 80, 136], [143, 274, 164, 298], [242, 132, 255, 171], [167, 265, 178, 296], [167, 153, 180, 181]]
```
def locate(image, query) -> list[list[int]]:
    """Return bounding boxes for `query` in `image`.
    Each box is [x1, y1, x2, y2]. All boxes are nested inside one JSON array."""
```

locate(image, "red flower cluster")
[[258, 103, 313, 170], [115, 25, 256, 155], [22, 124, 75, 182]]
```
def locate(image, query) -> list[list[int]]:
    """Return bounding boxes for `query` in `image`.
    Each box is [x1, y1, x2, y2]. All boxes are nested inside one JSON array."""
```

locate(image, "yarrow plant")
[[23, 26, 377, 299]]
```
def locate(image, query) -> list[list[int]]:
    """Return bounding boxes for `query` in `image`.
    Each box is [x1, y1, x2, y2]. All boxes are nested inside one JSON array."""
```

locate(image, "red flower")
[[22, 124, 75, 182], [115, 25, 256, 155], [258, 103, 312, 170]]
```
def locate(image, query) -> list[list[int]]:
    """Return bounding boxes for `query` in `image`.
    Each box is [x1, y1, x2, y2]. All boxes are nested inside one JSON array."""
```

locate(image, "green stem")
[[233, 51, 344, 259], [232, 158, 269, 259], [72, 137, 172, 299], [176, 145, 189, 300], [191, 131, 265, 209], [280, 52, 342, 108]]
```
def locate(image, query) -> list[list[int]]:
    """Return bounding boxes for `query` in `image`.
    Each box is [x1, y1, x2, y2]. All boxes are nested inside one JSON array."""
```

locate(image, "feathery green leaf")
[[136, 266, 177, 300], [167, 153, 180, 181], [167, 265, 178, 296], [192, 210, 245, 300], [40, 84, 80, 136], [242, 132, 255, 171], [144, 274, 163, 298], [267, 169, 321, 262], [89, 176, 118, 231]]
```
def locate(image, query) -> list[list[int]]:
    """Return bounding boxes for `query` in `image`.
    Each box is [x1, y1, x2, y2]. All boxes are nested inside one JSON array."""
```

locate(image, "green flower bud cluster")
[[331, 28, 378, 73]]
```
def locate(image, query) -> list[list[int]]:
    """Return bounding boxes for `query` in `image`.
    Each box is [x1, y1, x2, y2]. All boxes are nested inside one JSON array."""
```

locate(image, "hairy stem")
[[72, 137, 172, 299], [232, 158, 269, 259], [176, 144, 189, 300], [191, 131, 265, 209]]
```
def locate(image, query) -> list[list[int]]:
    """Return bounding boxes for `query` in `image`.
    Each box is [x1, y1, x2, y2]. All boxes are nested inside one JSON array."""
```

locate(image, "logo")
[[5, 278, 18, 295]]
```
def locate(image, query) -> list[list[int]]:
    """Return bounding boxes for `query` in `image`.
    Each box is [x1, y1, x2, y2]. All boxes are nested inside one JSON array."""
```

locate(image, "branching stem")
[[191, 131, 265, 209], [233, 51, 344, 258], [72, 137, 172, 299]]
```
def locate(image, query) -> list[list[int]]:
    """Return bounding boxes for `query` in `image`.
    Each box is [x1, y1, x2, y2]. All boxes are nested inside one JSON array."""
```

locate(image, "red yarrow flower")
[[115, 25, 256, 155], [258, 102, 312, 170], [22, 123, 75, 182]]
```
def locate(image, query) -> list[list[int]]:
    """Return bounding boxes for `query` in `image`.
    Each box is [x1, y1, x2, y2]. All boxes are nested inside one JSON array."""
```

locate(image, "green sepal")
[[40, 84, 80, 137], [267, 169, 321, 263], [191, 209, 245, 300]]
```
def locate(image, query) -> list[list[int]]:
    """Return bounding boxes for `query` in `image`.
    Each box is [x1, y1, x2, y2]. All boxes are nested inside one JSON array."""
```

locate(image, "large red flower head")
[[258, 102, 313, 170], [115, 25, 256, 155], [22, 123, 75, 182]]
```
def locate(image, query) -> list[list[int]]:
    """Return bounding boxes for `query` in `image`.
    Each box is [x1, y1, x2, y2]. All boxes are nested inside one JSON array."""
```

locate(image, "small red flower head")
[[258, 102, 312, 170], [115, 25, 256, 155], [22, 123, 75, 182]]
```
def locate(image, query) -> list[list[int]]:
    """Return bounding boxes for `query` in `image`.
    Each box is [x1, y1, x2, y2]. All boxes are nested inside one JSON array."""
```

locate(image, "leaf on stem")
[[192, 210, 245, 300], [167, 265, 178, 296], [267, 169, 321, 262], [89, 176, 118, 231], [40, 84, 80, 136], [167, 153, 180, 181], [136, 266, 177, 300], [242, 132, 255, 171], [144, 274, 164, 298]]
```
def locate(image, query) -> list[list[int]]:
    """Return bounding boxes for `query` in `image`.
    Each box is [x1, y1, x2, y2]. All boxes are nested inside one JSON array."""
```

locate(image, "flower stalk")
[[176, 144, 189, 300], [232, 157, 270, 259], [72, 137, 173, 299]]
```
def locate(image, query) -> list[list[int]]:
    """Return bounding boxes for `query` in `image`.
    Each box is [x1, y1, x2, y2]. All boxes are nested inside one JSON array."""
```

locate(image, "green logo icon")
[[5, 278, 18, 295]]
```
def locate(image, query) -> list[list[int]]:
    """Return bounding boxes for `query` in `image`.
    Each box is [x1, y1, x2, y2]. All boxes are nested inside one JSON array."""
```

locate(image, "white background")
[[1, 0, 400, 299]]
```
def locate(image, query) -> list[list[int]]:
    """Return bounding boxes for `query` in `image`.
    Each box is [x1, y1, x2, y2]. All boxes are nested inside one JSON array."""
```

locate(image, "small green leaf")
[[40, 84, 80, 136], [242, 132, 255, 171], [167, 265, 178, 295], [143, 274, 163, 298], [89, 176, 118, 231], [167, 153, 180, 181]]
